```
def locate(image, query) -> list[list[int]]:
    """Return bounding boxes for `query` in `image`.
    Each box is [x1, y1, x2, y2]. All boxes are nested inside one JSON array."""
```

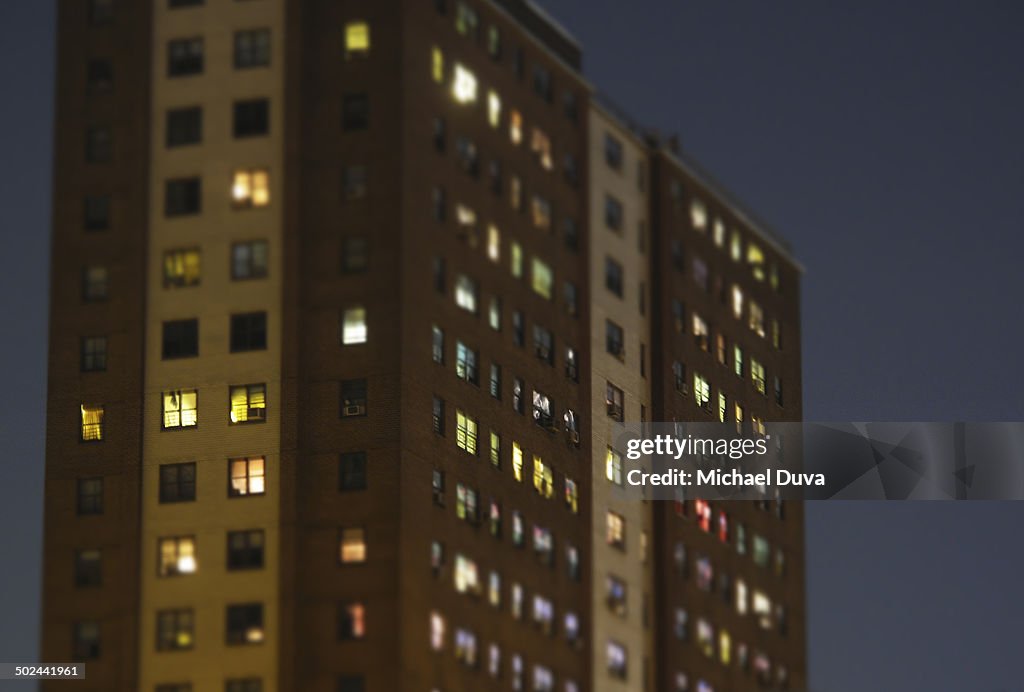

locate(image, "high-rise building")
[[42, 1, 804, 691]]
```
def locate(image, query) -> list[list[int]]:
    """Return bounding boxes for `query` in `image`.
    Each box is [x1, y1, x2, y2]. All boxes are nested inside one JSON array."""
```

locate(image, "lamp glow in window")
[[512, 441, 524, 481], [230, 384, 266, 423], [531, 257, 553, 299], [232, 168, 270, 208], [451, 63, 477, 104], [158, 536, 196, 576], [509, 109, 523, 145], [344, 22, 370, 58], [339, 527, 366, 563], [532, 457, 553, 498], [747, 242, 765, 280], [606, 447, 622, 485], [454, 553, 480, 594], [454, 274, 477, 313], [429, 611, 445, 651], [431, 46, 444, 83], [736, 579, 748, 614], [487, 224, 500, 261], [162, 389, 198, 428], [455, 410, 478, 454], [732, 285, 744, 319], [530, 128, 553, 170], [80, 404, 104, 441], [487, 90, 501, 127], [752, 590, 773, 629], [230, 456, 265, 496], [690, 199, 707, 231], [342, 306, 367, 344]]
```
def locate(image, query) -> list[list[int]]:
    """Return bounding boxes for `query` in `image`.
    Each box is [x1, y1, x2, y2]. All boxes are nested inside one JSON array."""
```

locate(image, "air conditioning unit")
[[567, 430, 580, 447], [342, 404, 366, 417], [248, 407, 265, 420]]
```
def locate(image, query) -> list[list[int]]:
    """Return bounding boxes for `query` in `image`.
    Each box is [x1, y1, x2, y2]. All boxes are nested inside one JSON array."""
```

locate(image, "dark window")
[[168, 38, 204, 77], [512, 377, 524, 414], [343, 165, 368, 200], [338, 676, 365, 692], [564, 281, 578, 317], [80, 336, 107, 372], [233, 99, 269, 138], [226, 680, 262, 692], [532, 65, 552, 102], [159, 462, 196, 503], [162, 319, 198, 359], [432, 256, 446, 293], [75, 549, 102, 587], [605, 195, 623, 231], [82, 266, 108, 302], [73, 621, 101, 659], [605, 257, 623, 297], [563, 90, 578, 121], [77, 478, 103, 515], [84, 195, 111, 231], [230, 312, 267, 352], [339, 452, 367, 491], [156, 685, 192, 692], [165, 177, 201, 216], [432, 469, 445, 505], [489, 159, 502, 194], [340, 379, 368, 417], [225, 603, 263, 645], [234, 29, 270, 68], [156, 608, 194, 651], [432, 186, 446, 222], [227, 530, 265, 570], [432, 396, 445, 435], [605, 134, 623, 169], [606, 320, 625, 359], [341, 236, 368, 274], [512, 310, 524, 347], [232, 240, 268, 279], [86, 126, 112, 163], [166, 106, 202, 147], [533, 325, 554, 365], [342, 93, 369, 131], [489, 363, 501, 399], [169, 0, 203, 7], [88, 0, 113, 25], [86, 59, 113, 90], [433, 116, 446, 152], [606, 382, 625, 421]]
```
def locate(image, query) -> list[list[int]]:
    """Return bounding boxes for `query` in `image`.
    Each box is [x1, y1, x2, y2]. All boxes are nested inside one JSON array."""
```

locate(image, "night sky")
[[2, 1, 1023, 690]]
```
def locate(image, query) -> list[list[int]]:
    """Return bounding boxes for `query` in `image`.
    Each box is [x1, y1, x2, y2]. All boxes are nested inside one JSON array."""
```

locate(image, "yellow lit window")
[[606, 511, 625, 548], [734, 403, 745, 434], [158, 536, 196, 576], [230, 383, 266, 424], [487, 224, 500, 262], [690, 199, 707, 231], [730, 230, 743, 261], [530, 194, 551, 230], [344, 22, 370, 58], [342, 306, 367, 345], [752, 415, 766, 436], [509, 175, 522, 210], [530, 128, 553, 171], [487, 90, 501, 128], [510, 242, 523, 278], [431, 46, 444, 83], [693, 374, 710, 410], [456, 409, 478, 454], [452, 63, 477, 104], [749, 301, 765, 337], [718, 393, 727, 423], [606, 447, 622, 485], [532, 456, 553, 498], [530, 257, 553, 300], [512, 441, 523, 481], [163, 248, 200, 288], [232, 168, 270, 208], [509, 109, 523, 145], [162, 389, 197, 429], [80, 404, 104, 441], [565, 478, 578, 513], [719, 630, 732, 665], [747, 242, 765, 281], [229, 456, 265, 496], [339, 527, 367, 563], [751, 360, 766, 395]]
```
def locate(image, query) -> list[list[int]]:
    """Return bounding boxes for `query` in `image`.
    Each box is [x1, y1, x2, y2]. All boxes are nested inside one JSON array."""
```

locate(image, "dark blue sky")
[[2, 1, 1022, 690]]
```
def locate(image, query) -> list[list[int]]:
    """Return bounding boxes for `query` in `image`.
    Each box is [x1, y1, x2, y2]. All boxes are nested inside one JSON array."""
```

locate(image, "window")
[[166, 106, 201, 147], [82, 265, 108, 302], [341, 236, 368, 274], [84, 195, 111, 231], [533, 65, 553, 101], [512, 377, 524, 413], [432, 469, 446, 506], [234, 29, 270, 68], [163, 248, 200, 288], [454, 274, 478, 313], [512, 441, 524, 481], [533, 326, 554, 365], [452, 63, 478, 104], [454, 628, 478, 667], [430, 325, 445, 365], [339, 527, 366, 563], [693, 314, 710, 351], [734, 345, 744, 377], [229, 457, 265, 497], [73, 621, 100, 660], [530, 129, 553, 171], [339, 452, 367, 491], [732, 285, 744, 319], [607, 511, 626, 550], [606, 382, 624, 421], [232, 168, 270, 208], [749, 301, 765, 337], [230, 312, 267, 352], [455, 2, 479, 37], [533, 458, 554, 498], [455, 410, 478, 454], [606, 320, 624, 359], [165, 177, 201, 216], [88, 0, 113, 25], [605, 195, 623, 231], [672, 299, 685, 333], [607, 641, 627, 679], [162, 390, 198, 429], [169, 0, 203, 7], [342, 93, 369, 130], [159, 462, 196, 503], [77, 478, 103, 514], [338, 677, 364, 692], [431, 45, 445, 83], [488, 296, 501, 331], [673, 361, 687, 394], [690, 199, 707, 231], [693, 374, 711, 411], [432, 396, 445, 435], [234, 99, 269, 138], [80, 404, 104, 441], [716, 334, 727, 364], [487, 90, 501, 127], [489, 431, 501, 467], [75, 549, 102, 587], [80, 336, 107, 372], [344, 22, 370, 58], [531, 258, 553, 299], [341, 307, 367, 345], [605, 134, 623, 169], [606, 447, 622, 485], [455, 137, 479, 178], [532, 389, 553, 428], [605, 257, 623, 297], [232, 240, 268, 280], [229, 383, 266, 423], [339, 379, 368, 417], [162, 319, 198, 359], [751, 360, 766, 394], [225, 680, 261, 692], [338, 602, 366, 640], [157, 608, 194, 651], [487, 24, 502, 57], [429, 611, 445, 651], [530, 194, 552, 230], [774, 376, 784, 406], [455, 341, 478, 384], [487, 224, 501, 261], [565, 346, 579, 382], [226, 603, 264, 645], [158, 536, 197, 576], [168, 38, 203, 76], [606, 575, 627, 616], [456, 485, 479, 524]]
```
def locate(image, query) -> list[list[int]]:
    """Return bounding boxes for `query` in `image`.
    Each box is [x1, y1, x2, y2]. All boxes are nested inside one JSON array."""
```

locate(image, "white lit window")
[[606, 511, 625, 549], [606, 640, 627, 678], [713, 218, 725, 247], [488, 90, 501, 127], [454, 553, 480, 595], [342, 306, 367, 344], [487, 224, 500, 262], [531, 257, 553, 299], [753, 590, 773, 629], [455, 274, 478, 313], [690, 199, 707, 231], [736, 579, 748, 614], [429, 611, 445, 651], [605, 447, 622, 485], [730, 230, 743, 261], [158, 535, 196, 576], [693, 374, 710, 410], [731, 285, 744, 319], [455, 628, 478, 667], [452, 63, 478, 104]]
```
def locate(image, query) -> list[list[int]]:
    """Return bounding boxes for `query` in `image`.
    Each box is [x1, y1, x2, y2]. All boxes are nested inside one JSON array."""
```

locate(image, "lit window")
[[564, 477, 578, 513], [607, 640, 627, 678], [232, 168, 270, 208], [751, 360, 766, 395], [455, 341, 478, 384], [454, 274, 478, 313], [532, 457, 553, 498], [232, 240, 268, 279], [455, 410, 478, 454], [229, 456, 265, 497], [734, 345, 744, 377], [488, 90, 501, 127], [82, 265, 108, 302], [344, 22, 370, 58], [429, 611, 445, 651], [162, 389, 198, 429], [713, 218, 726, 247], [736, 579, 748, 614], [748, 243, 765, 281], [156, 608, 194, 651], [511, 582, 524, 618], [158, 535, 196, 576], [730, 230, 743, 261], [749, 301, 765, 337], [163, 248, 200, 287], [454, 553, 480, 594], [342, 306, 367, 345], [510, 174, 523, 210], [452, 63, 477, 104], [512, 442, 524, 481], [693, 374, 710, 411], [606, 511, 625, 550], [606, 447, 622, 485], [697, 618, 714, 657], [73, 621, 100, 660], [531, 257, 553, 299], [456, 484, 479, 523], [530, 128, 553, 170], [606, 382, 624, 421], [455, 628, 478, 667], [690, 199, 707, 231], [431, 46, 444, 83], [731, 285, 744, 319], [735, 403, 745, 433], [229, 384, 266, 424], [752, 590, 773, 629], [339, 527, 367, 563], [226, 603, 264, 645], [532, 388, 553, 426], [338, 602, 366, 639], [80, 404, 104, 441], [487, 224, 501, 262], [510, 242, 523, 278], [692, 313, 710, 351], [509, 110, 523, 145], [455, 203, 478, 244], [531, 194, 552, 230]]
